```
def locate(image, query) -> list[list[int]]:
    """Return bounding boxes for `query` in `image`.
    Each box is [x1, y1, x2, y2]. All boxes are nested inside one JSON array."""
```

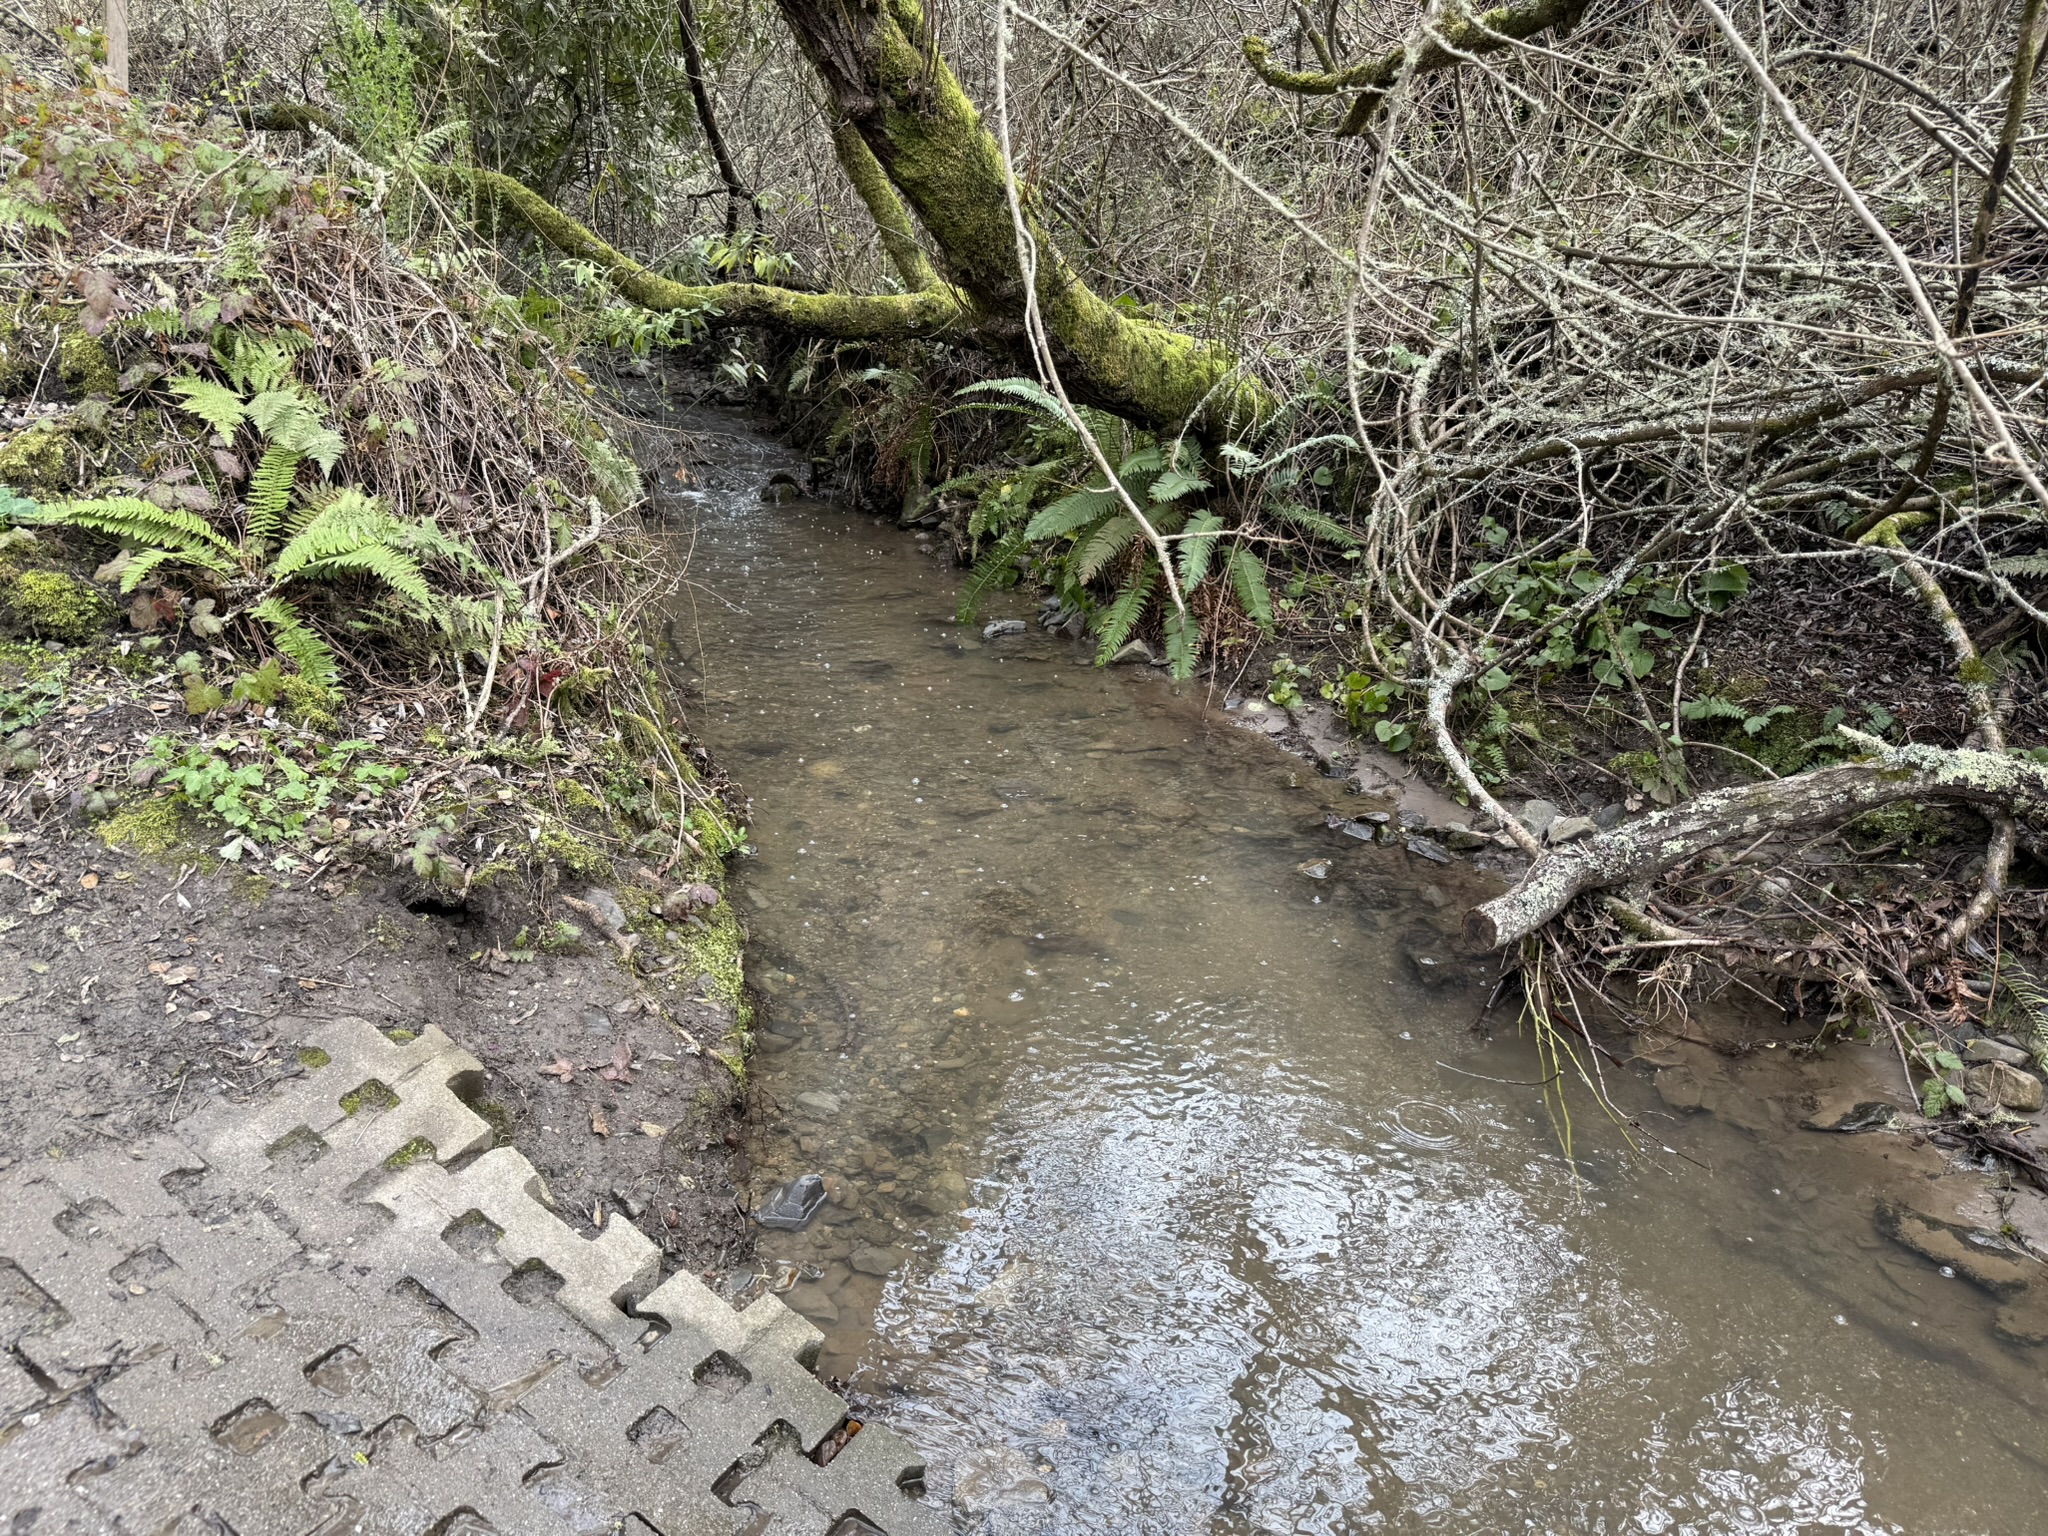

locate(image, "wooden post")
[[105, 0, 130, 91]]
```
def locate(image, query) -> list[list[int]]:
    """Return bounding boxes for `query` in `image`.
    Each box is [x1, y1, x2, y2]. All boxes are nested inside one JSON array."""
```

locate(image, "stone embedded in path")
[[1547, 815, 1597, 844]]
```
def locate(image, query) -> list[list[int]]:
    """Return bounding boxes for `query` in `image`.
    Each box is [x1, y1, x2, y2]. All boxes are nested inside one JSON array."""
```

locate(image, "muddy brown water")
[[659, 410, 2047, 1533]]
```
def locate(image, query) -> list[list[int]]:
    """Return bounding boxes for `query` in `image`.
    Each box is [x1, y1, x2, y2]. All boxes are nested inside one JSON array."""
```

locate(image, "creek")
[[656, 408, 2048, 1534]]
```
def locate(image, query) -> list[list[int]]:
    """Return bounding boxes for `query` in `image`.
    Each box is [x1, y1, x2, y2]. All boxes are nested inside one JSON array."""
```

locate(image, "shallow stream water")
[[656, 408, 2048, 1534]]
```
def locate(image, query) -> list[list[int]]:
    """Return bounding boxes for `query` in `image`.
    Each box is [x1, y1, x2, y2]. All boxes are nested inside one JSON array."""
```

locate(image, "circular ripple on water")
[[1386, 1099, 1468, 1151]]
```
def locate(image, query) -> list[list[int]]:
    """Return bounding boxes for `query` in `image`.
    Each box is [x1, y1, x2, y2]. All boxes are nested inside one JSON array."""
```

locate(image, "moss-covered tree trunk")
[[775, 0, 1267, 438]]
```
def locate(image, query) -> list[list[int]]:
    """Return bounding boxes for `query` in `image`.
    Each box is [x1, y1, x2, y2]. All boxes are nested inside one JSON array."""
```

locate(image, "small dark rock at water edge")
[[761, 472, 802, 503], [1405, 836, 1453, 864], [1800, 1098, 1897, 1134], [756, 1173, 828, 1231], [983, 618, 1027, 640]]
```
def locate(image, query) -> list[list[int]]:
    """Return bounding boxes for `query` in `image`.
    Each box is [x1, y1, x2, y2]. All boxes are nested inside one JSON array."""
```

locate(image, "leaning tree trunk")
[[1466, 735, 2048, 950], [774, 0, 1269, 438]]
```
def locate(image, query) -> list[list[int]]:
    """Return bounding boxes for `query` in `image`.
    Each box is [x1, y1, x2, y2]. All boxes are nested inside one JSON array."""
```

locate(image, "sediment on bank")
[[0, 66, 758, 1270]]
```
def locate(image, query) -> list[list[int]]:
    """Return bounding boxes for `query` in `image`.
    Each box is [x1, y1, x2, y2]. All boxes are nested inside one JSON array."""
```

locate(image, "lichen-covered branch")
[[1243, 0, 1593, 134], [827, 118, 941, 294], [427, 164, 964, 341], [777, 0, 1271, 437], [1466, 733, 2048, 950]]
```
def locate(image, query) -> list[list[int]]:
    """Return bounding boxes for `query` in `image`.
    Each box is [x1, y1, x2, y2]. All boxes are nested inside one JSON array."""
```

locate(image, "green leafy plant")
[[1267, 655, 1308, 709], [138, 731, 407, 849]]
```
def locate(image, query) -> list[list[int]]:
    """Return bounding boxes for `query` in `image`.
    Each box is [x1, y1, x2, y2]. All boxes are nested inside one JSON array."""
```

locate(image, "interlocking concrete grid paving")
[[0, 1015, 949, 1535]]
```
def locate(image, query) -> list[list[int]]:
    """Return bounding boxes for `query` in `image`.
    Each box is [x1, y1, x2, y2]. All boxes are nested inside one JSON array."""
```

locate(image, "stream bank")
[[662, 394, 2048, 1532]]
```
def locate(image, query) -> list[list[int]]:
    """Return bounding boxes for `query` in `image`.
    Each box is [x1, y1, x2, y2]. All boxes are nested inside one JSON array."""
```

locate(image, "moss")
[[97, 794, 198, 858], [297, 1045, 332, 1069], [57, 329, 117, 397], [382, 1135, 435, 1169], [339, 1078, 399, 1116], [466, 858, 518, 890], [536, 818, 609, 880], [558, 779, 604, 814], [278, 674, 340, 732], [233, 872, 273, 904], [2, 569, 111, 642], [0, 423, 73, 493], [474, 1098, 514, 1147], [679, 896, 746, 1006]]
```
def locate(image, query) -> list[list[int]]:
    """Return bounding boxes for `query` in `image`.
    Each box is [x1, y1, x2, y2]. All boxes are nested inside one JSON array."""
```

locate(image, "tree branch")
[[428, 163, 965, 341], [1466, 732, 2048, 950], [1244, 0, 1592, 133]]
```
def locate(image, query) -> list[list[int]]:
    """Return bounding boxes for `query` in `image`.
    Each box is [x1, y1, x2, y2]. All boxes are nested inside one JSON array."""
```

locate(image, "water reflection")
[[656, 405, 2043, 1534]]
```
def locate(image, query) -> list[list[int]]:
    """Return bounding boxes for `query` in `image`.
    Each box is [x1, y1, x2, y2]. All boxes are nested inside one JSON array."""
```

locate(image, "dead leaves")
[[542, 1057, 575, 1083], [589, 1106, 610, 1138], [599, 1042, 633, 1084]]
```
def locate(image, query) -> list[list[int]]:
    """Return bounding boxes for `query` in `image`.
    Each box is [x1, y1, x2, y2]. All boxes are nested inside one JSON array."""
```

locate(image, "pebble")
[[851, 1243, 905, 1276], [1520, 798, 1559, 839], [794, 1090, 843, 1117], [982, 619, 1026, 640], [1547, 815, 1597, 844], [579, 887, 628, 933]]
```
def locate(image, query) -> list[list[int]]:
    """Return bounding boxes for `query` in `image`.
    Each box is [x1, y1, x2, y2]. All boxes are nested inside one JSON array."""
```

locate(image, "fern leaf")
[[1026, 487, 1118, 539], [246, 444, 302, 545], [954, 377, 1067, 422], [250, 596, 338, 688], [1092, 562, 1157, 663], [1270, 501, 1360, 548], [1075, 515, 1141, 582], [118, 547, 183, 593], [246, 389, 346, 473], [1991, 553, 2048, 578], [167, 376, 248, 436], [297, 545, 436, 613], [1229, 548, 1274, 633], [1148, 467, 1209, 503], [1178, 512, 1225, 589], [955, 531, 1029, 623], [0, 194, 67, 237], [31, 496, 235, 561], [1162, 606, 1199, 681], [1114, 442, 1163, 483], [269, 489, 394, 578]]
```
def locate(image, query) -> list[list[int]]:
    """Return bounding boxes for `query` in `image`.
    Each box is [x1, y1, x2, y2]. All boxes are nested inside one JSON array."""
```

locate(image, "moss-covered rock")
[[2, 567, 111, 642], [0, 423, 73, 494], [57, 329, 117, 398]]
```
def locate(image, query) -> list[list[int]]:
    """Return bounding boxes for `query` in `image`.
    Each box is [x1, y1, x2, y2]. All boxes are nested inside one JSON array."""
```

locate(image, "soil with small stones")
[[0, 834, 752, 1278]]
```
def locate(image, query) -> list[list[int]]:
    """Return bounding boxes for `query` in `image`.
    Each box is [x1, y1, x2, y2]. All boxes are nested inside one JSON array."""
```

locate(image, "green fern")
[[954, 377, 1067, 423], [1271, 501, 1360, 548], [1991, 553, 2048, 578], [29, 496, 236, 568], [1075, 514, 1141, 582], [0, 194, 67, 237], [245, 389, 346, 473], [1162, 606, 1198, 681], [1178, 511, 1225, 588], [250, 597, 339, 688], [955, 530, 1030, 623], [246, 444, 303, 545], [1229, 548, 1274, 632], [1093, 561, 1157, 663], [167, 376, 249, 436], [1027, 487, 1118, 539]]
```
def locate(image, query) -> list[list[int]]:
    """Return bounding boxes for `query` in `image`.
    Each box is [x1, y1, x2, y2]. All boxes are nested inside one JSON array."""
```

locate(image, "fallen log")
[[1466, 732, 2048, 950]]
